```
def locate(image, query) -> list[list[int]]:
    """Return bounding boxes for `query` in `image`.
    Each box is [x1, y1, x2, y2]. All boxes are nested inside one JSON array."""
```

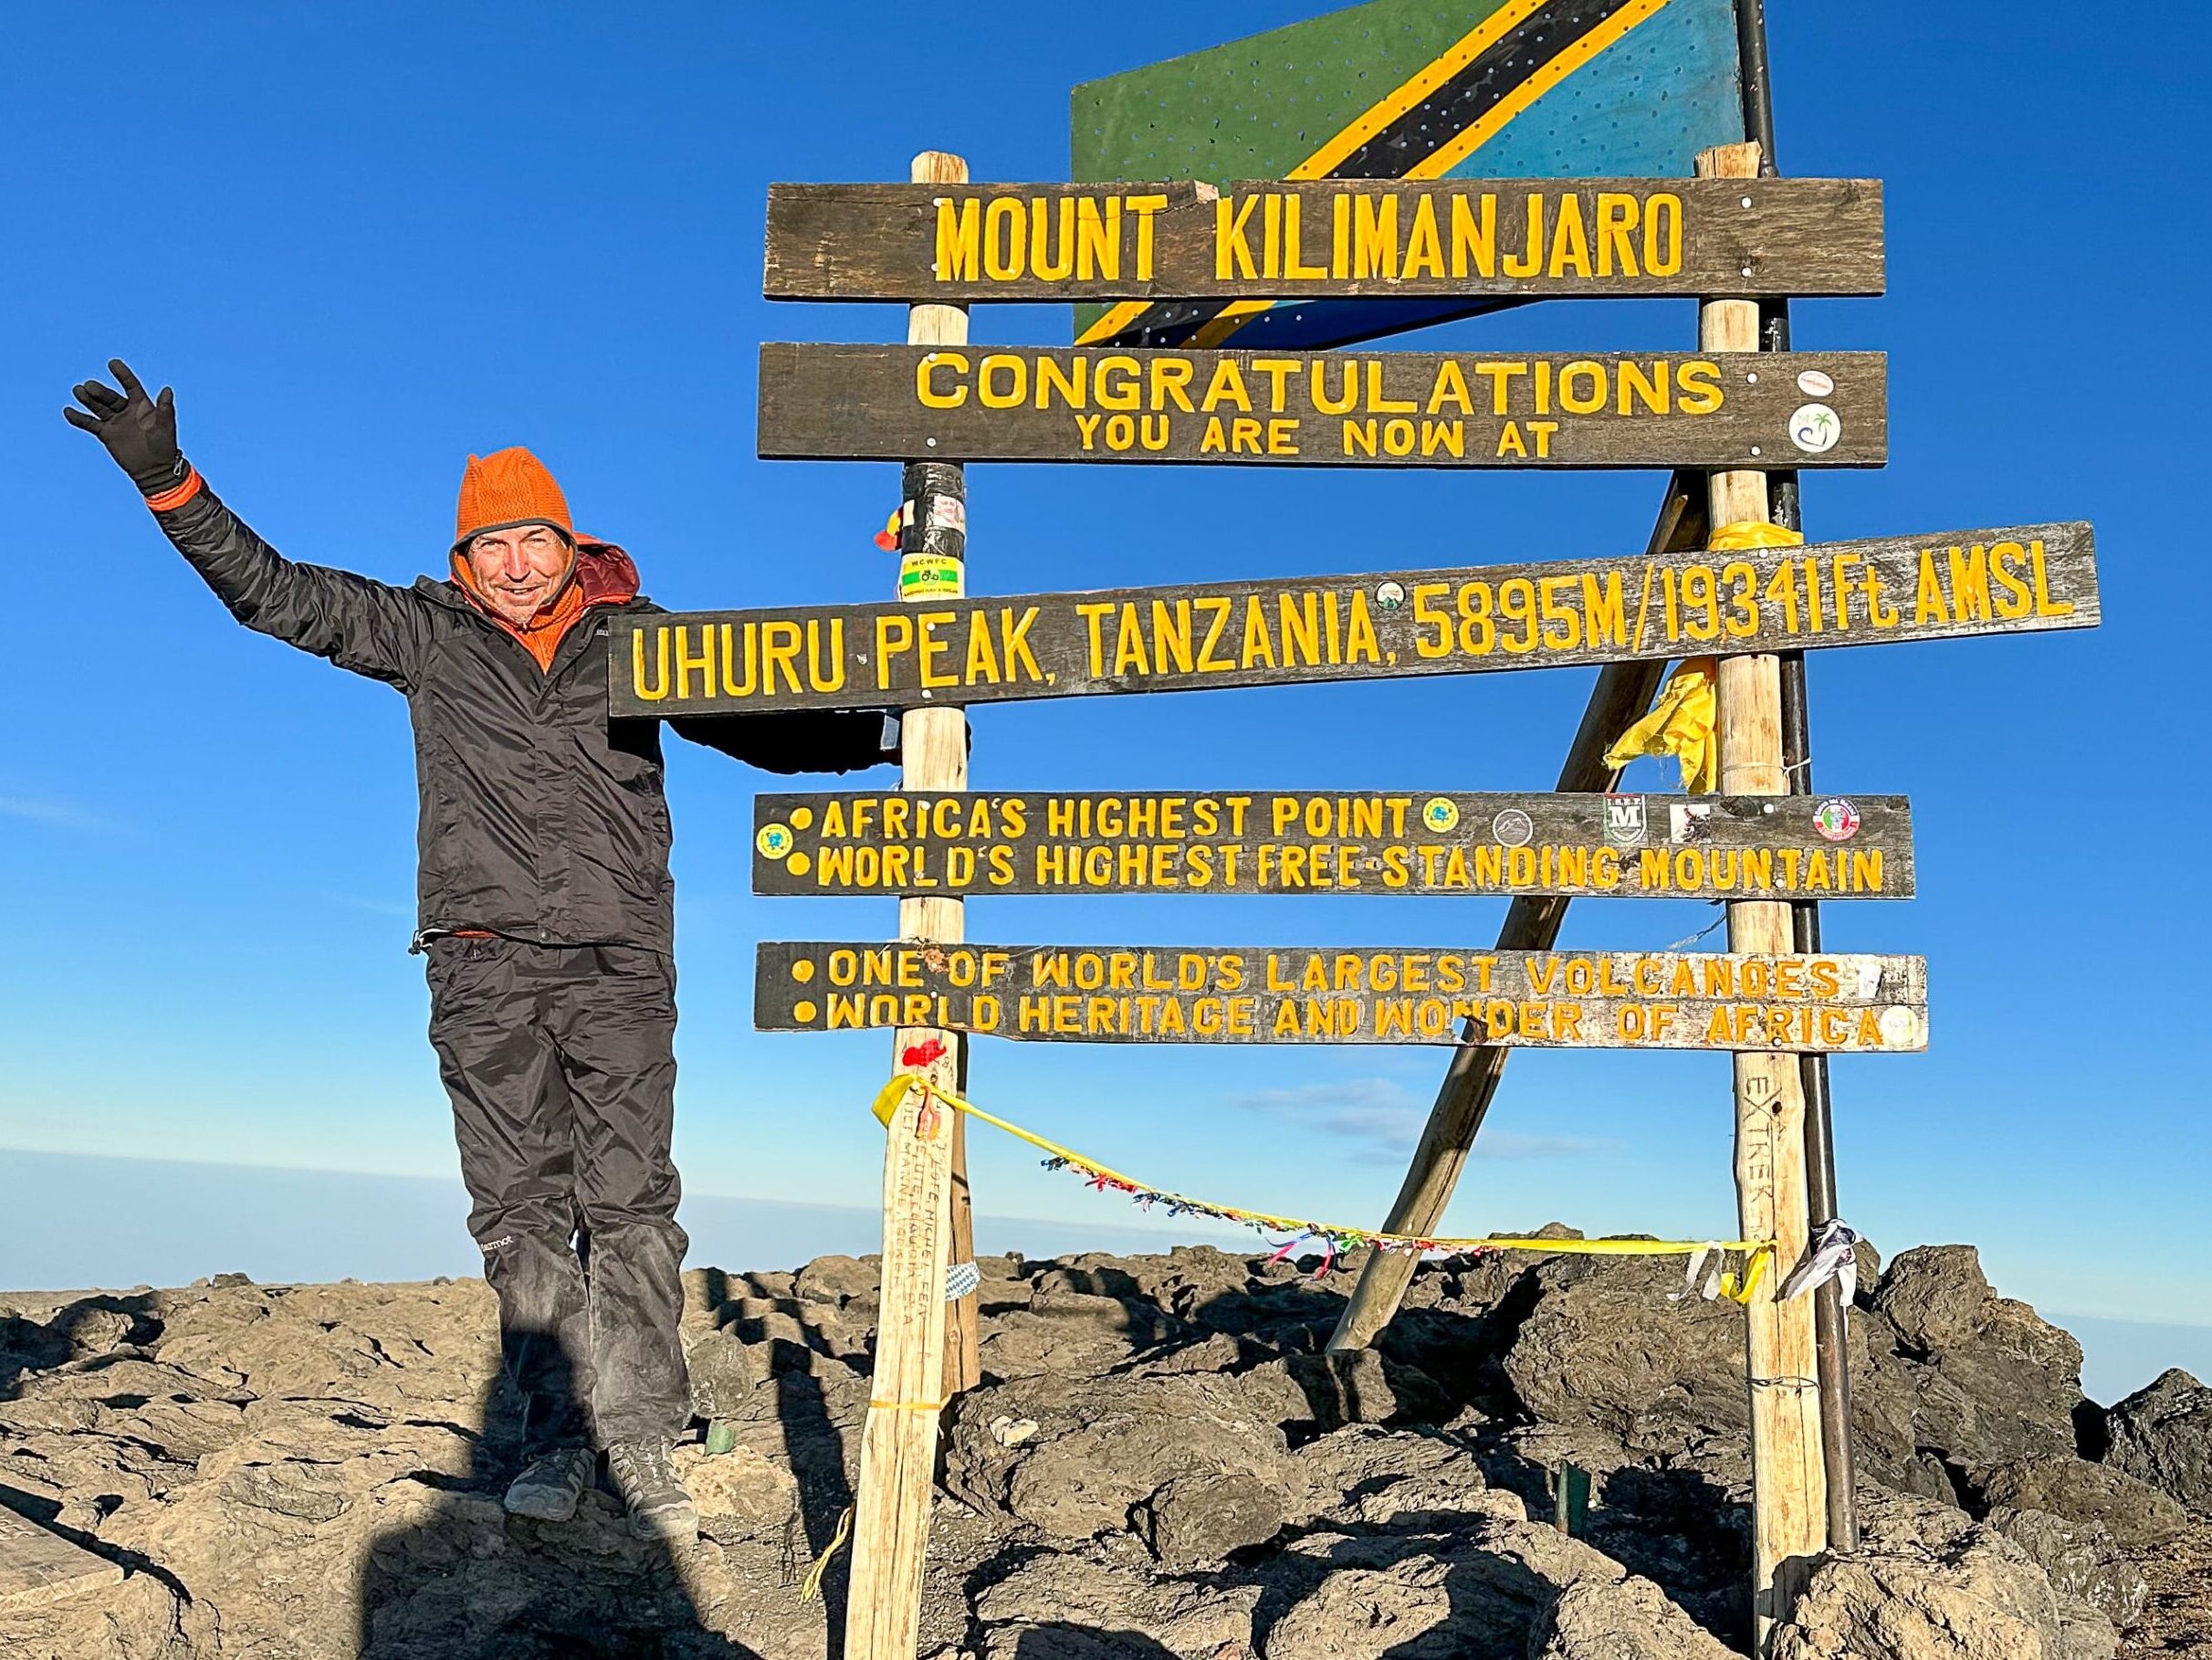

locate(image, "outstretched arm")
[[67, 360, 435, 690], [669, 709, 900, 774]]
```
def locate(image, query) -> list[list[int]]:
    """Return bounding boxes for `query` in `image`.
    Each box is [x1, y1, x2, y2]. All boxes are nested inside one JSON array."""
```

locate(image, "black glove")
[[64, 359, 189, 496]]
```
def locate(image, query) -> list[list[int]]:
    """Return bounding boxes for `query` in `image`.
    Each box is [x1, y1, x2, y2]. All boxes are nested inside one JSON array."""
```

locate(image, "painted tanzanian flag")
[[1072, 0, 1746, 350]]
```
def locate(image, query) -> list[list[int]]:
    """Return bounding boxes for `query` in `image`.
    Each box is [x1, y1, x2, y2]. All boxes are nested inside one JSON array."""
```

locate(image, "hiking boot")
[[606, 1436, 697, 1540], [503, 1446, 595, 1522]]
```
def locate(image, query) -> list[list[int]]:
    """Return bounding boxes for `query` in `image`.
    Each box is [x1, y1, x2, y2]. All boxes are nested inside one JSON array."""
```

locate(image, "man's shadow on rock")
[[1003, 1624, 1179, 1659], [355, 1350, 758, 1660]]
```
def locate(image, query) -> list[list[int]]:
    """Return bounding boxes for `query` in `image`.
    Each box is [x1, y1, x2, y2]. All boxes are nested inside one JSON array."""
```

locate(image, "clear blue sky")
[[3, 4, 2203, 1338]]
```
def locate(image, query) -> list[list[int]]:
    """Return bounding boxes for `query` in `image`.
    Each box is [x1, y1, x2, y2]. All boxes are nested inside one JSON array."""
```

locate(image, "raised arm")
[[67, 360, 435, 690]]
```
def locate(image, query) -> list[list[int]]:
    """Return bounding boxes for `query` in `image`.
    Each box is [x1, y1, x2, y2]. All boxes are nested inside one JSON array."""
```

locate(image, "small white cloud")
[[0, 792, 115, 833], [1226, 1078, 1426, 1155], [1475, 1130, 1616, 1161], [1227, 1078, 1612, 1163]]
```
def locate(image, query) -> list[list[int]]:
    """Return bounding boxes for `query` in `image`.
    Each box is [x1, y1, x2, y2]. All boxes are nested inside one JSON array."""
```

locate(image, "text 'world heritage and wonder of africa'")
[[755, 942, 1928, 1053]]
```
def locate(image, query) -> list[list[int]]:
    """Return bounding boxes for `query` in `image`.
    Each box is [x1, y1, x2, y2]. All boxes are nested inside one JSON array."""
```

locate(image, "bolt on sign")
[[763, 178, 1882, 304], [751, 790, 1913, 900], [755, 344, 1884, 468], [755, 941, 1928, 1053], [610, 522, 2097, 717], [1070, 0, 1756, 349]]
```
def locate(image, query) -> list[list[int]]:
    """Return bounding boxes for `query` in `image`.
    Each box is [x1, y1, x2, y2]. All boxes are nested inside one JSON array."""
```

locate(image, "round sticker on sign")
[[1789, 403, 1841, 455], [1375, 580, 1407, 611], [1421, 796, 1460, 833], [1796, 369, 1835, 399], [1878, 1005, 1919, 1046], [1491, 808, 1534, 847], [756, 824, 795, 860], [1811, 798, 1861, 842]]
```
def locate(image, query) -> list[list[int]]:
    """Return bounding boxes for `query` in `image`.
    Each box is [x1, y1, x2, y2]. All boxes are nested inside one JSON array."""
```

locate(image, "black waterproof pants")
[[425, 937, 690, 1455]]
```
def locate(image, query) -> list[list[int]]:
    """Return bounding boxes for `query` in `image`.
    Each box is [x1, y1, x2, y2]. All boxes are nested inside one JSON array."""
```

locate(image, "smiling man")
[[66, 361, 894, 1539]]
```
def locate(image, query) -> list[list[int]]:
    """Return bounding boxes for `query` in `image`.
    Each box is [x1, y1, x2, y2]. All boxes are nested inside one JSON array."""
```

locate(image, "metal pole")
[[1733, 0, 1859, 1555]]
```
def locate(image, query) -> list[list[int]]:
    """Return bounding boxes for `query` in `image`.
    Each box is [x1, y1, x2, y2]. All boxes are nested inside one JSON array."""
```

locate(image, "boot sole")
[[628, 1502, 698, 1541], [504, 1493, 583, 1523]]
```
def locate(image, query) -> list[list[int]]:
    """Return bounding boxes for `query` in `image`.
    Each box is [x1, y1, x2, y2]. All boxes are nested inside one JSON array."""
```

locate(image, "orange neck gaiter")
[[454, 556, 588, 672]]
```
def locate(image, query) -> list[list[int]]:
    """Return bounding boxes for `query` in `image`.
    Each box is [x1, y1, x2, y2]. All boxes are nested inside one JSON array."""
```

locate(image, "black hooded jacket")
[[152, 484, 888, 953]]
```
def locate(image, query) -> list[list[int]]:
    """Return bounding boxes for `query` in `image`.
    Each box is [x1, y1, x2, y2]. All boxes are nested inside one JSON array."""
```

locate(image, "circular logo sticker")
[[1878, 1005, 1919, 1045], [1789, 403, 1841, 455], [1422, 796, 1460, 833], [1491, 808, 1534, 847], [1811, 798, 1861, 842], [756, 823, 794, 859], [1795, 368, 1835, 399], [1375, 580, 1407, 611]]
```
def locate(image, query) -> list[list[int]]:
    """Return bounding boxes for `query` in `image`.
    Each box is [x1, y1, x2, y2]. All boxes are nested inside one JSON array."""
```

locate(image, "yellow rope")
[[798, 1505, 853, 1602], [870, 1072, 1773, 1296]]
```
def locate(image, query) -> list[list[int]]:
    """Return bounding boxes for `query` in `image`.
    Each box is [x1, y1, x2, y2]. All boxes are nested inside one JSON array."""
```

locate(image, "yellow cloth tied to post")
[[1602, 520, 1805, 793]]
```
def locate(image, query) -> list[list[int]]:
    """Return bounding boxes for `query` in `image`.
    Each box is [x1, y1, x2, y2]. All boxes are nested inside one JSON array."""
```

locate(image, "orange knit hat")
[[453, 447, 572, 551]]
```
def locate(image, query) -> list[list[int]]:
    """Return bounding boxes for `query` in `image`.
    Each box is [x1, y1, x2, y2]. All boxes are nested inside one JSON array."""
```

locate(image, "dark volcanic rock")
[[1138, 1469, 1285, 1564], [1772, 1487, 2116, 1660], [1985, 1506, 2148, 1627], [1851, 1245, 2091, 1487], [1496, 1251, 1748, 1455], [1528, 1572, 1744, 1659], [4, 1239, 2201, 1660], [1964, 1455, 2186, 1550], [1290, 1423, 1495, 1529], [942, 1371, 1303, 1545], [1254, 1508, 1735, 1660], [1237, 1346, 1452, 1438], [2104, 1367, 2212, 1514]]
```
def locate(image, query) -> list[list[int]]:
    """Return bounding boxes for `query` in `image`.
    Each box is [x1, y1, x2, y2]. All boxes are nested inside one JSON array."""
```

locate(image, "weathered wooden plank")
[[763, 178, 1884, 302], [755, 941, 1927, 1054], [752, 790, 1912, 900], [0, 1506, 123, 1611], [1699, 139, 1826, 1644], [757, 343, 1884, 468], [843, 148, 970, 1660], [610, 521, 2097, 717]]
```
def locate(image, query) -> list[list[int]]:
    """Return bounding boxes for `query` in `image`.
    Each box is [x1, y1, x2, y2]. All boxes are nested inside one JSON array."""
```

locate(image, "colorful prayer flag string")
[[869, 1070, 1773, 1298]]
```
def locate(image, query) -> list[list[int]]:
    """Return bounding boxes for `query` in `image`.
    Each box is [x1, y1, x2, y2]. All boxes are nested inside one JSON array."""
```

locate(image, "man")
[[67, 361, 892, 1539]]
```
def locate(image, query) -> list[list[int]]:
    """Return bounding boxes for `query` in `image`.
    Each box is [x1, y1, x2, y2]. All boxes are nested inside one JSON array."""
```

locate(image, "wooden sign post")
[[725, 79, 2099, 1655], [842, 149, 973, 1660], [1701, 140, 1826, 1645]]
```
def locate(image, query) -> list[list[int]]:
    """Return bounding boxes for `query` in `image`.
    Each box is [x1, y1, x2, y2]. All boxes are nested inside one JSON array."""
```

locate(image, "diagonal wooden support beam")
[[1326, 470, 1704, 1354]]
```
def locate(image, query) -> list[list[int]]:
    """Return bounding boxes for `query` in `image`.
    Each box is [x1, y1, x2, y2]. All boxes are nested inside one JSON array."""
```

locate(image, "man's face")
[[464, 524, 573, 625]]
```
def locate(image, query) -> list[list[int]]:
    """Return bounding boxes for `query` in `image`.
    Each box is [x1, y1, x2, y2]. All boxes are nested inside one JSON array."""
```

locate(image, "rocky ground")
[[1, 1233, 2206, 1658]]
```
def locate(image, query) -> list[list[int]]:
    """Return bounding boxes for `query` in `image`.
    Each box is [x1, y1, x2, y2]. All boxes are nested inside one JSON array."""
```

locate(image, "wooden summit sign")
[[755, 940, 1928, 1053], [756, 344, 1883, 468], [762, 179, 1884, 303], [611, 521, 2097, 716], [752, 790, 1913, 900]]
